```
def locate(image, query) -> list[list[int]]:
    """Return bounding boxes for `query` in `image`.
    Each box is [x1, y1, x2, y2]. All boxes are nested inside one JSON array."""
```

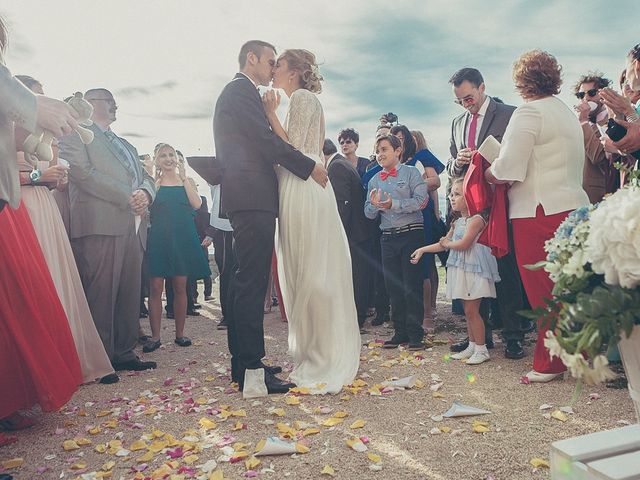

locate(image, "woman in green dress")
[[145, 143, 211, 352]]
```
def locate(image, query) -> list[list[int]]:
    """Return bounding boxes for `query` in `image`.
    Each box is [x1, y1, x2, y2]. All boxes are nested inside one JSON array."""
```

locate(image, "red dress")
[[0, 202, 82, 418]]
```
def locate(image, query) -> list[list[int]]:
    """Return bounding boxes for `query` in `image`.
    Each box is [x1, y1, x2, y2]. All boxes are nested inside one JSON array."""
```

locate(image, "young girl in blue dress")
[[145, 143, 211, 352], [411, 178, 500, 365]]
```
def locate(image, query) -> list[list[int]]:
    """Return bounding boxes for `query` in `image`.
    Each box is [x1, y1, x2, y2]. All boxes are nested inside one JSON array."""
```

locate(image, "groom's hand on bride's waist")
[[310, 163, 328, 188]]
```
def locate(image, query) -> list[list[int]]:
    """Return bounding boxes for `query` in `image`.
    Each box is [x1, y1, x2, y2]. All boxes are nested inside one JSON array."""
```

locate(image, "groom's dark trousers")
[[226, 210, 275, 380]]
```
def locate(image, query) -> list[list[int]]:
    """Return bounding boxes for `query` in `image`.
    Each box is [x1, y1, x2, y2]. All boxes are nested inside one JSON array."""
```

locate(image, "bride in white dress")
[[262, 49, 361, 394]]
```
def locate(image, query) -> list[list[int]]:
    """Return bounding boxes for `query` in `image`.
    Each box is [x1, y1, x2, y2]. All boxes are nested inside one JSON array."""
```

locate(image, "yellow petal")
[[101, 461, 116, 471], [440, 426, 451, 433], [233, 442, 250, 452], [367, 453, 382, 464], [231, 409, 247, 417], [205, 374, 215, 382], [340, 395, 351, 401], [63, 440, 80, 451], [94, 444, 107, 453], [75, 437, 92, 446], [333, 411, 348, 418], [302, 427, 320, 437], [209, 470, 225, 480], [270, 408, 286, 417], [530, 458, 550, 468], [184, 454, 199, 464], [71, 461, 87, 470], [195, 397, 208, 405], [284, 396, 301, 405], [322, 417, 343, 427], [289, 386, 311, 395], [130, 440, 148, 451], [231, 451, 249, 460], [295, 443, 310, 454], [96, 409, 112, 417], [349, 419, 366, 429], [432, 392, 445, 398], [472, 420, 490, 433], [1, 458, 24, 469], [551, 410, 569, 422], [321, 465, 335, 476], [151, 429, 165, 438], [199, 417, 217, 431], [89, 426, 102, 435], [137, 451, 154, 463], [245, 456, 261, 470], [232, 421, 245, 431]]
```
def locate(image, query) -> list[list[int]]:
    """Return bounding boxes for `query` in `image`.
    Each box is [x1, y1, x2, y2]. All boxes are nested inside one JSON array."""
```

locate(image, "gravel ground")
[[1, 270, 636, 480]]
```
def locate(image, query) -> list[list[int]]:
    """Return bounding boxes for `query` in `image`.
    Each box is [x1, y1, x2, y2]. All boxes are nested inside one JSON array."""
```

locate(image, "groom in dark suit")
[[213, 40, 328, 394], [445, 67, 530, 360]]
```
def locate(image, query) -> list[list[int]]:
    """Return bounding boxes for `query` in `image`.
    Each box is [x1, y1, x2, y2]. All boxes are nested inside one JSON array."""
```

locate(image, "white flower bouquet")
[[527, 184, 640, 385]]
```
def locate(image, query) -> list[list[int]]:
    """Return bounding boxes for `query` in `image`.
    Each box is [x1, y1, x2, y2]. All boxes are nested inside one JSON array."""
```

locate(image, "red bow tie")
[[380, 167, 398, 181]]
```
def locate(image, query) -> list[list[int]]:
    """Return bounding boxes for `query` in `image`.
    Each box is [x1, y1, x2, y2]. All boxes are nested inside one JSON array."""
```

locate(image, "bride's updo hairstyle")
[[279, 49, 323, 94]]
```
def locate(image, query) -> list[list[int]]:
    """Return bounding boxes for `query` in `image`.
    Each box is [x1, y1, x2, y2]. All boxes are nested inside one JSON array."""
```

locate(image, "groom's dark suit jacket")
[[213, 73, 316, 216]]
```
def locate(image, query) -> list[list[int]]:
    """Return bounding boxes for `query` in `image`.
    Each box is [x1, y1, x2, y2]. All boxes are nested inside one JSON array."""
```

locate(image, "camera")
[[380, 112, 398, 125]]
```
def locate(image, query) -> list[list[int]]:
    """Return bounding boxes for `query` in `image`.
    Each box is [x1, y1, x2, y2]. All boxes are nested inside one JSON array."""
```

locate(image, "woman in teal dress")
[[145, 143, 211, 352]]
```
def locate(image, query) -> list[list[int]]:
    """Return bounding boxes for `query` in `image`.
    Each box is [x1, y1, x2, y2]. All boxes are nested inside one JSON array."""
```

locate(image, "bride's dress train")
[[276, 88, 361, 394]]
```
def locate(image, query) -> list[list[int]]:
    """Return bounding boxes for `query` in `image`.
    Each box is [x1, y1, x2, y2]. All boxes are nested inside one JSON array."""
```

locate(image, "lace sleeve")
[[286, 90, 315, 152]]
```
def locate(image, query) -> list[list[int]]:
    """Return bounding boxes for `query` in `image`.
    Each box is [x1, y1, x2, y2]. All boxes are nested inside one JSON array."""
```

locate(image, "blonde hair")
[[153, 142, 176, 182], [279, 49, 323, 94], [411, 130, 430, 151]]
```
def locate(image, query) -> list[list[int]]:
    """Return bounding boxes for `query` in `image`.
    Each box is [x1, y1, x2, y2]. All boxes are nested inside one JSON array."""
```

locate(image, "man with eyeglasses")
[[572, 73, 614, 203], [59, 88, 157, 380], [338, 128, 369, 178], [446, 67, 530, 361]]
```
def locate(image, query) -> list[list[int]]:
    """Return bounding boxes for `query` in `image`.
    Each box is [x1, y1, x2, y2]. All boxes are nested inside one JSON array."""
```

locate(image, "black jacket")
[[213, 73, 316, 216], [327, 154, 375, 245]]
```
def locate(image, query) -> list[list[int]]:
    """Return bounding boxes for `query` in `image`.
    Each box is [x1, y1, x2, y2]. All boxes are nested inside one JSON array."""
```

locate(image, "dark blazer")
[[446, 97, 516, 179], [581, 123, 609, 203], [59, 123, 156, 242], [213, 73, 316, 216], [327, 153, 375, 244]]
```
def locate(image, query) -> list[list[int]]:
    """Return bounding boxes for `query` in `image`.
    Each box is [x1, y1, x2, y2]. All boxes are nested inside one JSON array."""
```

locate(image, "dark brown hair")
[[572, 71, 611, 94], [238, 40, 276, 69]]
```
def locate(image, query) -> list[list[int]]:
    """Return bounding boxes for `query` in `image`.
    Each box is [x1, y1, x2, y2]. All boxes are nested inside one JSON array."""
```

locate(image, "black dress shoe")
[[99, 373, 120, 384], [142, 339, 161, 353], [505, 340, 525, 359], [485, 335, 495, 349], [112, 358, 157, 371], [450, 337, 469, 352], [263, 371, 295, 394], [186, 308, 199, 316], [217, 318, 228, 330], [261, 363, 283, 375]]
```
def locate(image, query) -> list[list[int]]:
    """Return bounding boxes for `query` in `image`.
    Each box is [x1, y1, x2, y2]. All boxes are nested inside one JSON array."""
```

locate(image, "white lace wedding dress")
[[276, 88, 361, 394]]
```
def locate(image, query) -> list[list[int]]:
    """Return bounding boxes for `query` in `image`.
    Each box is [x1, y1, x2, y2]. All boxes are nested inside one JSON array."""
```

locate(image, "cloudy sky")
[[2, 0, 637, 199]]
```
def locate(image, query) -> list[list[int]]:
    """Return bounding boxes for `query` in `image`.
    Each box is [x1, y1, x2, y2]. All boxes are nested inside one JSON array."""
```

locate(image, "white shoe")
[[466, 351, 490, 365], [451, 345, 475, 360], [525, 370, 563, 383]]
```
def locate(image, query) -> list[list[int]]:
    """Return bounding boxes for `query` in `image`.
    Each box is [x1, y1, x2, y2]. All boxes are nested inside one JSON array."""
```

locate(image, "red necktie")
[[467, 113, 479, 150], [380, 167, 398, 181]]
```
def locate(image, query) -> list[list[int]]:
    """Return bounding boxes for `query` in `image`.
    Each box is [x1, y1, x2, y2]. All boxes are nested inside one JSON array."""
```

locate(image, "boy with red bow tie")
[[365, 135, 428, 350]]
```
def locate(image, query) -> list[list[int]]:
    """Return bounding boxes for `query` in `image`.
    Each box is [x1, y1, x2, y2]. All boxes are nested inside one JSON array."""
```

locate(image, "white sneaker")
[[466, 351, 490, 365], [451, 345, 475, 360]]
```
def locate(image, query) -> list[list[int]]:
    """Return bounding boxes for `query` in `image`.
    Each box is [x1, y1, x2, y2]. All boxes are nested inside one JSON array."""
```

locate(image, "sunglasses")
[[575, 89, 598, 99], [339, 139, 354, 145]]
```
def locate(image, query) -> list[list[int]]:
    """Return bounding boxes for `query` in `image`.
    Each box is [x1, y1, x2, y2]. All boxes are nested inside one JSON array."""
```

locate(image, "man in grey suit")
[[446, 68, 530, 360], [59, 88, 156, 380]]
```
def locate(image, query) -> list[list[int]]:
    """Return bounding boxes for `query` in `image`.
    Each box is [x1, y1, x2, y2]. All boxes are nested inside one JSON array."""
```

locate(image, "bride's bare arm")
[[262, 90, 289, 143]]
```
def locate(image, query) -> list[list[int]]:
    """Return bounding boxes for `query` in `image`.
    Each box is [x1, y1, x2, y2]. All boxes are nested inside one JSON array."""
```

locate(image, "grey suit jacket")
[[0, 63, 37, 208], [59, 123, 156, 241], [446, 97, 516, 179]]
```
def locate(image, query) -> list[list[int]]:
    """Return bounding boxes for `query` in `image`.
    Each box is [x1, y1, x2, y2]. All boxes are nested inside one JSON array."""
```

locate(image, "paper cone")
[[442, 400, 491, 418], [478, 135, 501, 164], [242, 368, 268, 399], [381, 375, 417, 388], [254, 437, 299, 456]]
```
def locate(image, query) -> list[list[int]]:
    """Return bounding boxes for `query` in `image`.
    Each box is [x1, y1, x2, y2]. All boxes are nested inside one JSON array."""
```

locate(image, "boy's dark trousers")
[[380, 228, 424, 343]]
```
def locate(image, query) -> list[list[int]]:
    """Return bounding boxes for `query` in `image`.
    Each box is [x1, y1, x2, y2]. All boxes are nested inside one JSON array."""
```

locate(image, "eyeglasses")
[[575, 89, 598, 99], [339, 139, 354, 145], [89, 98, 117, 105], [454, 95, 475, 105]]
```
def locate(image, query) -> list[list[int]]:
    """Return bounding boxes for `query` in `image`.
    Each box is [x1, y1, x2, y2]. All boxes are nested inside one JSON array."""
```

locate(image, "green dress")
[[147, 186, 211, 278]]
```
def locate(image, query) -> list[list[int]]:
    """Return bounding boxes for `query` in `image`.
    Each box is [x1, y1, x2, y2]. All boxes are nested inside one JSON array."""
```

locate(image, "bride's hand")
[[410, 248, 424, 264], [261, 90, 280, 115]]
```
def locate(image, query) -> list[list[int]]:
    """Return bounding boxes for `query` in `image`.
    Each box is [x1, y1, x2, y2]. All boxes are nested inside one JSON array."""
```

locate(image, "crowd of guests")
[[1, 9, 639, 444]]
